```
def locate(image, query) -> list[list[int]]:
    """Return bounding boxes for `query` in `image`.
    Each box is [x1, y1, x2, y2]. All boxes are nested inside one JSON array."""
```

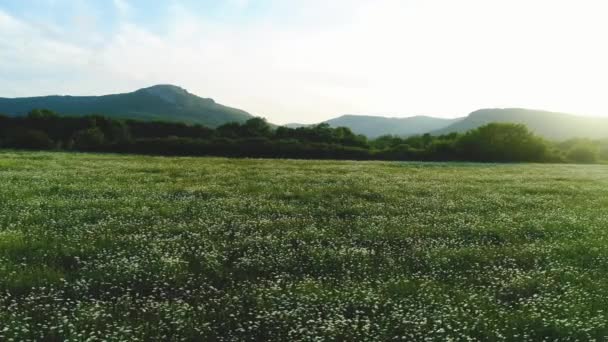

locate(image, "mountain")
[[432, 108, 608, 140], [283, 123, 309, 129], [284, 115, 461, 138], [321, 115, 461, 138], [0, 85, 254, 127]]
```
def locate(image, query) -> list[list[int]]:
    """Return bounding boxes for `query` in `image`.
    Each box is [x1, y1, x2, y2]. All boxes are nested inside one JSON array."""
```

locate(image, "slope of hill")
[[0, 85, 254, 127], [283, 123, 309, 129], [289, 115, 461, 137], [433, 108, 608, 140]]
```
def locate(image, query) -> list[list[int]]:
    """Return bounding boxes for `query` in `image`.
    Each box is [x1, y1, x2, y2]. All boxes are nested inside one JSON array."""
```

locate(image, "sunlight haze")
[[1, 0, 607, 124]]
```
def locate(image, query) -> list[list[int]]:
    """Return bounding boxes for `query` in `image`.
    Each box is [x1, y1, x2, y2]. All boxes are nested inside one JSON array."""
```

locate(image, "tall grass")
[[1, 151, 607, 340]]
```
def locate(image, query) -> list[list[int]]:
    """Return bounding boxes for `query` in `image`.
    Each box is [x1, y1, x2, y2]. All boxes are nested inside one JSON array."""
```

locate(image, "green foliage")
[[566, 143, 599, 163], [98, 119, 131, 144], [456, 123, 549, 162], [72, 127, 105, 150], [0, 111, 604, 163], [0, 85, 254, 127], [600, 140, 608, 161], [243, 117, 272, 137], [4, 129, 54, 150], [370, 135, 404, 150], [1, 151, 608, 340], [434, 108, 608, 140], [557, 138, 604, 163], [27, 108, 59, 119]]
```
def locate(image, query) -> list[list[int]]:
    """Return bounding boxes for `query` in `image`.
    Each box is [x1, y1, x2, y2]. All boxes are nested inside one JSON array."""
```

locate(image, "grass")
[[1, 150, 608, 341]]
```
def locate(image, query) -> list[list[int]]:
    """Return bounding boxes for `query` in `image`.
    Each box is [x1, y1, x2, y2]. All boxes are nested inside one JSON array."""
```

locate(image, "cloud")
[[113, 0, 130, 17], [1, 0, 608, 123], [0, 10, 88, 73], [226, 0, 251, 11]]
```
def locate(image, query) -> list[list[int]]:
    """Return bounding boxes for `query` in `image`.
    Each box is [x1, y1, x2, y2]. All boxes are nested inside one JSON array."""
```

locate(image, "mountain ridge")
[[288, 109, 608, 140], [2, 87, 607, 140], [0, 85, 253, 128], [325, 114, 463, 138], [432, 108, 608, 140], [285, 114, 462, 138]]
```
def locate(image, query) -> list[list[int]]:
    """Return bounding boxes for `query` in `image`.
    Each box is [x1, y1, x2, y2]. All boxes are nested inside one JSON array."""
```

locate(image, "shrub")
[[598, 140, 608, 162], [567, 144, 599, 163], [72, 128, 105, 151], [6, 129, 54, 150], [456, 123, 548, 162]]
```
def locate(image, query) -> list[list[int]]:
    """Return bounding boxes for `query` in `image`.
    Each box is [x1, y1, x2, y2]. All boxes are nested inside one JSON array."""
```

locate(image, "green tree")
[[456, 123, 548, 162], [567, 143, 598, 163], [217, 122, 242, 138], [243, 118, 271, 137], [8, 129, 54, 149], [72, 128, 105, 150], [27, 109, 59, 119], [371, 135, 404, 150]]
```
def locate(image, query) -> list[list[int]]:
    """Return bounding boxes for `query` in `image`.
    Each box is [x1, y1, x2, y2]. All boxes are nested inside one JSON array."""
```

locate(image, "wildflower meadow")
[[1, 151, 607, 341]]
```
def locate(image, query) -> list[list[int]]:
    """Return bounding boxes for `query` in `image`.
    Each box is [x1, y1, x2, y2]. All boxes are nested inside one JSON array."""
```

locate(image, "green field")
[[1, 151, 608, 341]]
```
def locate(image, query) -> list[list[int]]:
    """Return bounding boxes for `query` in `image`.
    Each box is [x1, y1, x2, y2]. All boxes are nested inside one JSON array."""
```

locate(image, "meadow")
[[1, 150, 607, 341]]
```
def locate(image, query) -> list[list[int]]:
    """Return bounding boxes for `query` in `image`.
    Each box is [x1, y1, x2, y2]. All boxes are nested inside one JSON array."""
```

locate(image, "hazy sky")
[[1, 0, 607, 124]]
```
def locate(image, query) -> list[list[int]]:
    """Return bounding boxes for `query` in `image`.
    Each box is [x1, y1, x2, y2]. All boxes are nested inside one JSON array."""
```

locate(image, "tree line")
[[0, 109, 605, 163]]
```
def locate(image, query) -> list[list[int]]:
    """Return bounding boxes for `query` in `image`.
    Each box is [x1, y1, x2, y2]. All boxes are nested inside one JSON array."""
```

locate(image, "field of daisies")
[[1, 151, 608, 341]]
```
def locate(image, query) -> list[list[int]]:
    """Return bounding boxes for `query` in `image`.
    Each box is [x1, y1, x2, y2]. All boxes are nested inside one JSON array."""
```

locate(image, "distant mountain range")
[[431, 108, 608, 140], [0, 85, 253, 127], [1, 86, 607, 140], [325, 115, 462, 138], [285, 115, 461, 138], [290, 109, 608, 140]]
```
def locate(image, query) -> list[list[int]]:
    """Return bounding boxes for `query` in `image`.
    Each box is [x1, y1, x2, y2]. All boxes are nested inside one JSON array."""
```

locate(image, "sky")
[[1, 0, 607, 124]]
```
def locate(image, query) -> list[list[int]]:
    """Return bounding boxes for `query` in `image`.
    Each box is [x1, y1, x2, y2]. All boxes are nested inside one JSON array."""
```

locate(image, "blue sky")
[[1, 1, 274, 46], [1, 0, 607, 123]]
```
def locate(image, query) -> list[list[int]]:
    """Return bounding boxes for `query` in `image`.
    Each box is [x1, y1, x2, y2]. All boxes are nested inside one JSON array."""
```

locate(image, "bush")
[[567, 144, 598, 164], [0, 110, 600, 164], [598, 140, 608, 162], [456, 123, 549, 162], [72, 128, 105, 151], [27, 109, 59, 119], [6, 129, 54, 150]]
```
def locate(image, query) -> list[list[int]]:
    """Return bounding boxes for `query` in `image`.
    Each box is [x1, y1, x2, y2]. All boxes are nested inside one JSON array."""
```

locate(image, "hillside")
[[283, 123, 309, 129], [286, 115, 461, 137], [433, 108, 608, 140], [0, 85, 254, 127]]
